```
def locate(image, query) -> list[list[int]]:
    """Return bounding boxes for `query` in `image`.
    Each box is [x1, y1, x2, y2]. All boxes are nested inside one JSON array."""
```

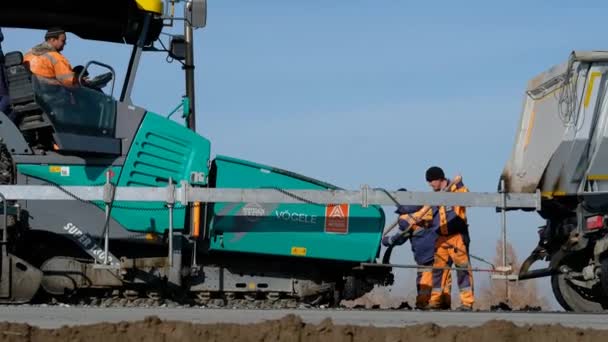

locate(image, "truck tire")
[[551, 254, 607, 312], [600, 257, 608, 297]]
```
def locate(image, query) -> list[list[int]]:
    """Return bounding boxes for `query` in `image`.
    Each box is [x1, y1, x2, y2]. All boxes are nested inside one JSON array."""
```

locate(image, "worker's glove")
[[381, 235, 393, 247], [392, 233, 409, 246], [398, 218, 412, 231]]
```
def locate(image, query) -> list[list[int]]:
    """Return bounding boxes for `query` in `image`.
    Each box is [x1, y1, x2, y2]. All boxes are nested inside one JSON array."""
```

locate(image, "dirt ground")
[[0, 314, 605, 342]]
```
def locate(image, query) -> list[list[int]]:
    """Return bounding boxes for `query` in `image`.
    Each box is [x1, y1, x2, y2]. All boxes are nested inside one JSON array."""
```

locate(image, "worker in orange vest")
[[424, 166, 474, 311], [382, 189, 452, 310], [23, 27, 82, 87]]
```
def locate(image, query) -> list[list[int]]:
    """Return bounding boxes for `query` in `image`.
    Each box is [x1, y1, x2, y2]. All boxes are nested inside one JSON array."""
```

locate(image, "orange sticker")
[[325, 204, 349, 234], [291, 247, 307, 256]]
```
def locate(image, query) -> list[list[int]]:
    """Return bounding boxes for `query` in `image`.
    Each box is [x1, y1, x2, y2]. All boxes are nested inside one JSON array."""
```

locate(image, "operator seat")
[[3, 51, 53, 132], [3, 51, 120, 155]]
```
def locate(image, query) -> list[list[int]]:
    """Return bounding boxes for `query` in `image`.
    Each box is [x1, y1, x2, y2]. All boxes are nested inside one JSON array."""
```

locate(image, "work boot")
[[425, 304, 443, 311], [455, 305, 473, 312], [415, 305, 428, 311]]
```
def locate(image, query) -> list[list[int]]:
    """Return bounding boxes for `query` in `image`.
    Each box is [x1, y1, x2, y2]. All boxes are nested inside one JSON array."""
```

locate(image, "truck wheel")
[[600, 257, 608, 297], [551, 255, 607, 312]]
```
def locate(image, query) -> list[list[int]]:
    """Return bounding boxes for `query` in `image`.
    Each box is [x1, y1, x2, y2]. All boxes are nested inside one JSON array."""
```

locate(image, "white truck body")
[[502, 51, 608, 197]]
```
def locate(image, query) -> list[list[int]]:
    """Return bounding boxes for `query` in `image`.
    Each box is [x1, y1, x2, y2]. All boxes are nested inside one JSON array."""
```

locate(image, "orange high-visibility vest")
[[435, 180, 469, 235], [24, 51, 76, 87]]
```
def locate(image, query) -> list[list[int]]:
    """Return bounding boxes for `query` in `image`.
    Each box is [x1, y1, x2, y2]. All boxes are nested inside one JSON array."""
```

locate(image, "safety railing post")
[[0, 193, 6, 246], [499, 179, 510, 303], [167, 178, 176, 267], [102, 171, 114, 265], [0, 192, 7, 298]]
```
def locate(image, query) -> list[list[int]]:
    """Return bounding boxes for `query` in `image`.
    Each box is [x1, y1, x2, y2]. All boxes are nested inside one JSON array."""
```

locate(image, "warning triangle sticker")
[[329, 205, 345, 218], [325, 204, 349, 234]]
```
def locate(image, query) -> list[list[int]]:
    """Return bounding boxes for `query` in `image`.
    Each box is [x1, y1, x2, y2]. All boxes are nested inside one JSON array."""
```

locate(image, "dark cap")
[[425, 166, 445, 182], [45, 27, 65, 40], [395, 205, 420, 215]]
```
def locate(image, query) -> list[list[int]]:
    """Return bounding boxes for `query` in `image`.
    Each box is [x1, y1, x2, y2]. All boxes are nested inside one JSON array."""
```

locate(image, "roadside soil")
[[0, 314, 605, 342]]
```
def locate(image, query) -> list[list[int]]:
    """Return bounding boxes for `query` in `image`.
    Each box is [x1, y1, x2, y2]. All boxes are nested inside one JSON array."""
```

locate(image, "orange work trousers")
[[417, 261, 452, 309], [429, 233, 474, 308]]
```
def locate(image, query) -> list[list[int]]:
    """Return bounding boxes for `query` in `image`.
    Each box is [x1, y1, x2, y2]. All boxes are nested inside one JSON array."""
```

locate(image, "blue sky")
[[5, 0, 608, 309]]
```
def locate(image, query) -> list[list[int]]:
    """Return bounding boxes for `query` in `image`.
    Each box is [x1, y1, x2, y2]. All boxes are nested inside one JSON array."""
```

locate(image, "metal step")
[[0, 251, 42, 303]]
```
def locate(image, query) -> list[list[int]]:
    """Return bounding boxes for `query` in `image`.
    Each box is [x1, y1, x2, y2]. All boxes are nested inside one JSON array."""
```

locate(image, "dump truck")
[[502, 51, 608, 312]]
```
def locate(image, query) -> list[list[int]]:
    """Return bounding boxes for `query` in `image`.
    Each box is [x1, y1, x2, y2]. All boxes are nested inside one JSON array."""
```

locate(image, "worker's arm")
[[395, 204, 423, 214], [52, 53, 77, 87], [398, 214, 418, 230], [382, 229, 410, 247], [382, 214, 418, 247], [450, 179, 469, 218]]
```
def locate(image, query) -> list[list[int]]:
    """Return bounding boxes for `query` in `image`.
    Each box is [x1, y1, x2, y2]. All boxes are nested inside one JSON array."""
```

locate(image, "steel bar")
[[358, 262, 499, 274], [102, 172, 112, 265], [0, 191, 7, 297], [167, 179, 175, 267], [168, 204, 174, 267], [0, 193, 6, 245], [500, 179, 509, 303], [103, 204, 110, 265], [0, 185, 541, 209], [184, 1, 196, 131]]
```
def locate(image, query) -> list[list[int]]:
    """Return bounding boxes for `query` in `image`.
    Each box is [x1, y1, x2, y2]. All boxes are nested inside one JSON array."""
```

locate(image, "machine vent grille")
[[126, 132, 190, 186]]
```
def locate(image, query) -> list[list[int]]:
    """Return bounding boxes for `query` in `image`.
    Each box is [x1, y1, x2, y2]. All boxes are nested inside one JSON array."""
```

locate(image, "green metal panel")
[[114, 112, 211, 233], [17, 165, 121, 186], [209, 155, 385, 263], [17, 164, 121, 211], [17, 112, 211, 234]]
